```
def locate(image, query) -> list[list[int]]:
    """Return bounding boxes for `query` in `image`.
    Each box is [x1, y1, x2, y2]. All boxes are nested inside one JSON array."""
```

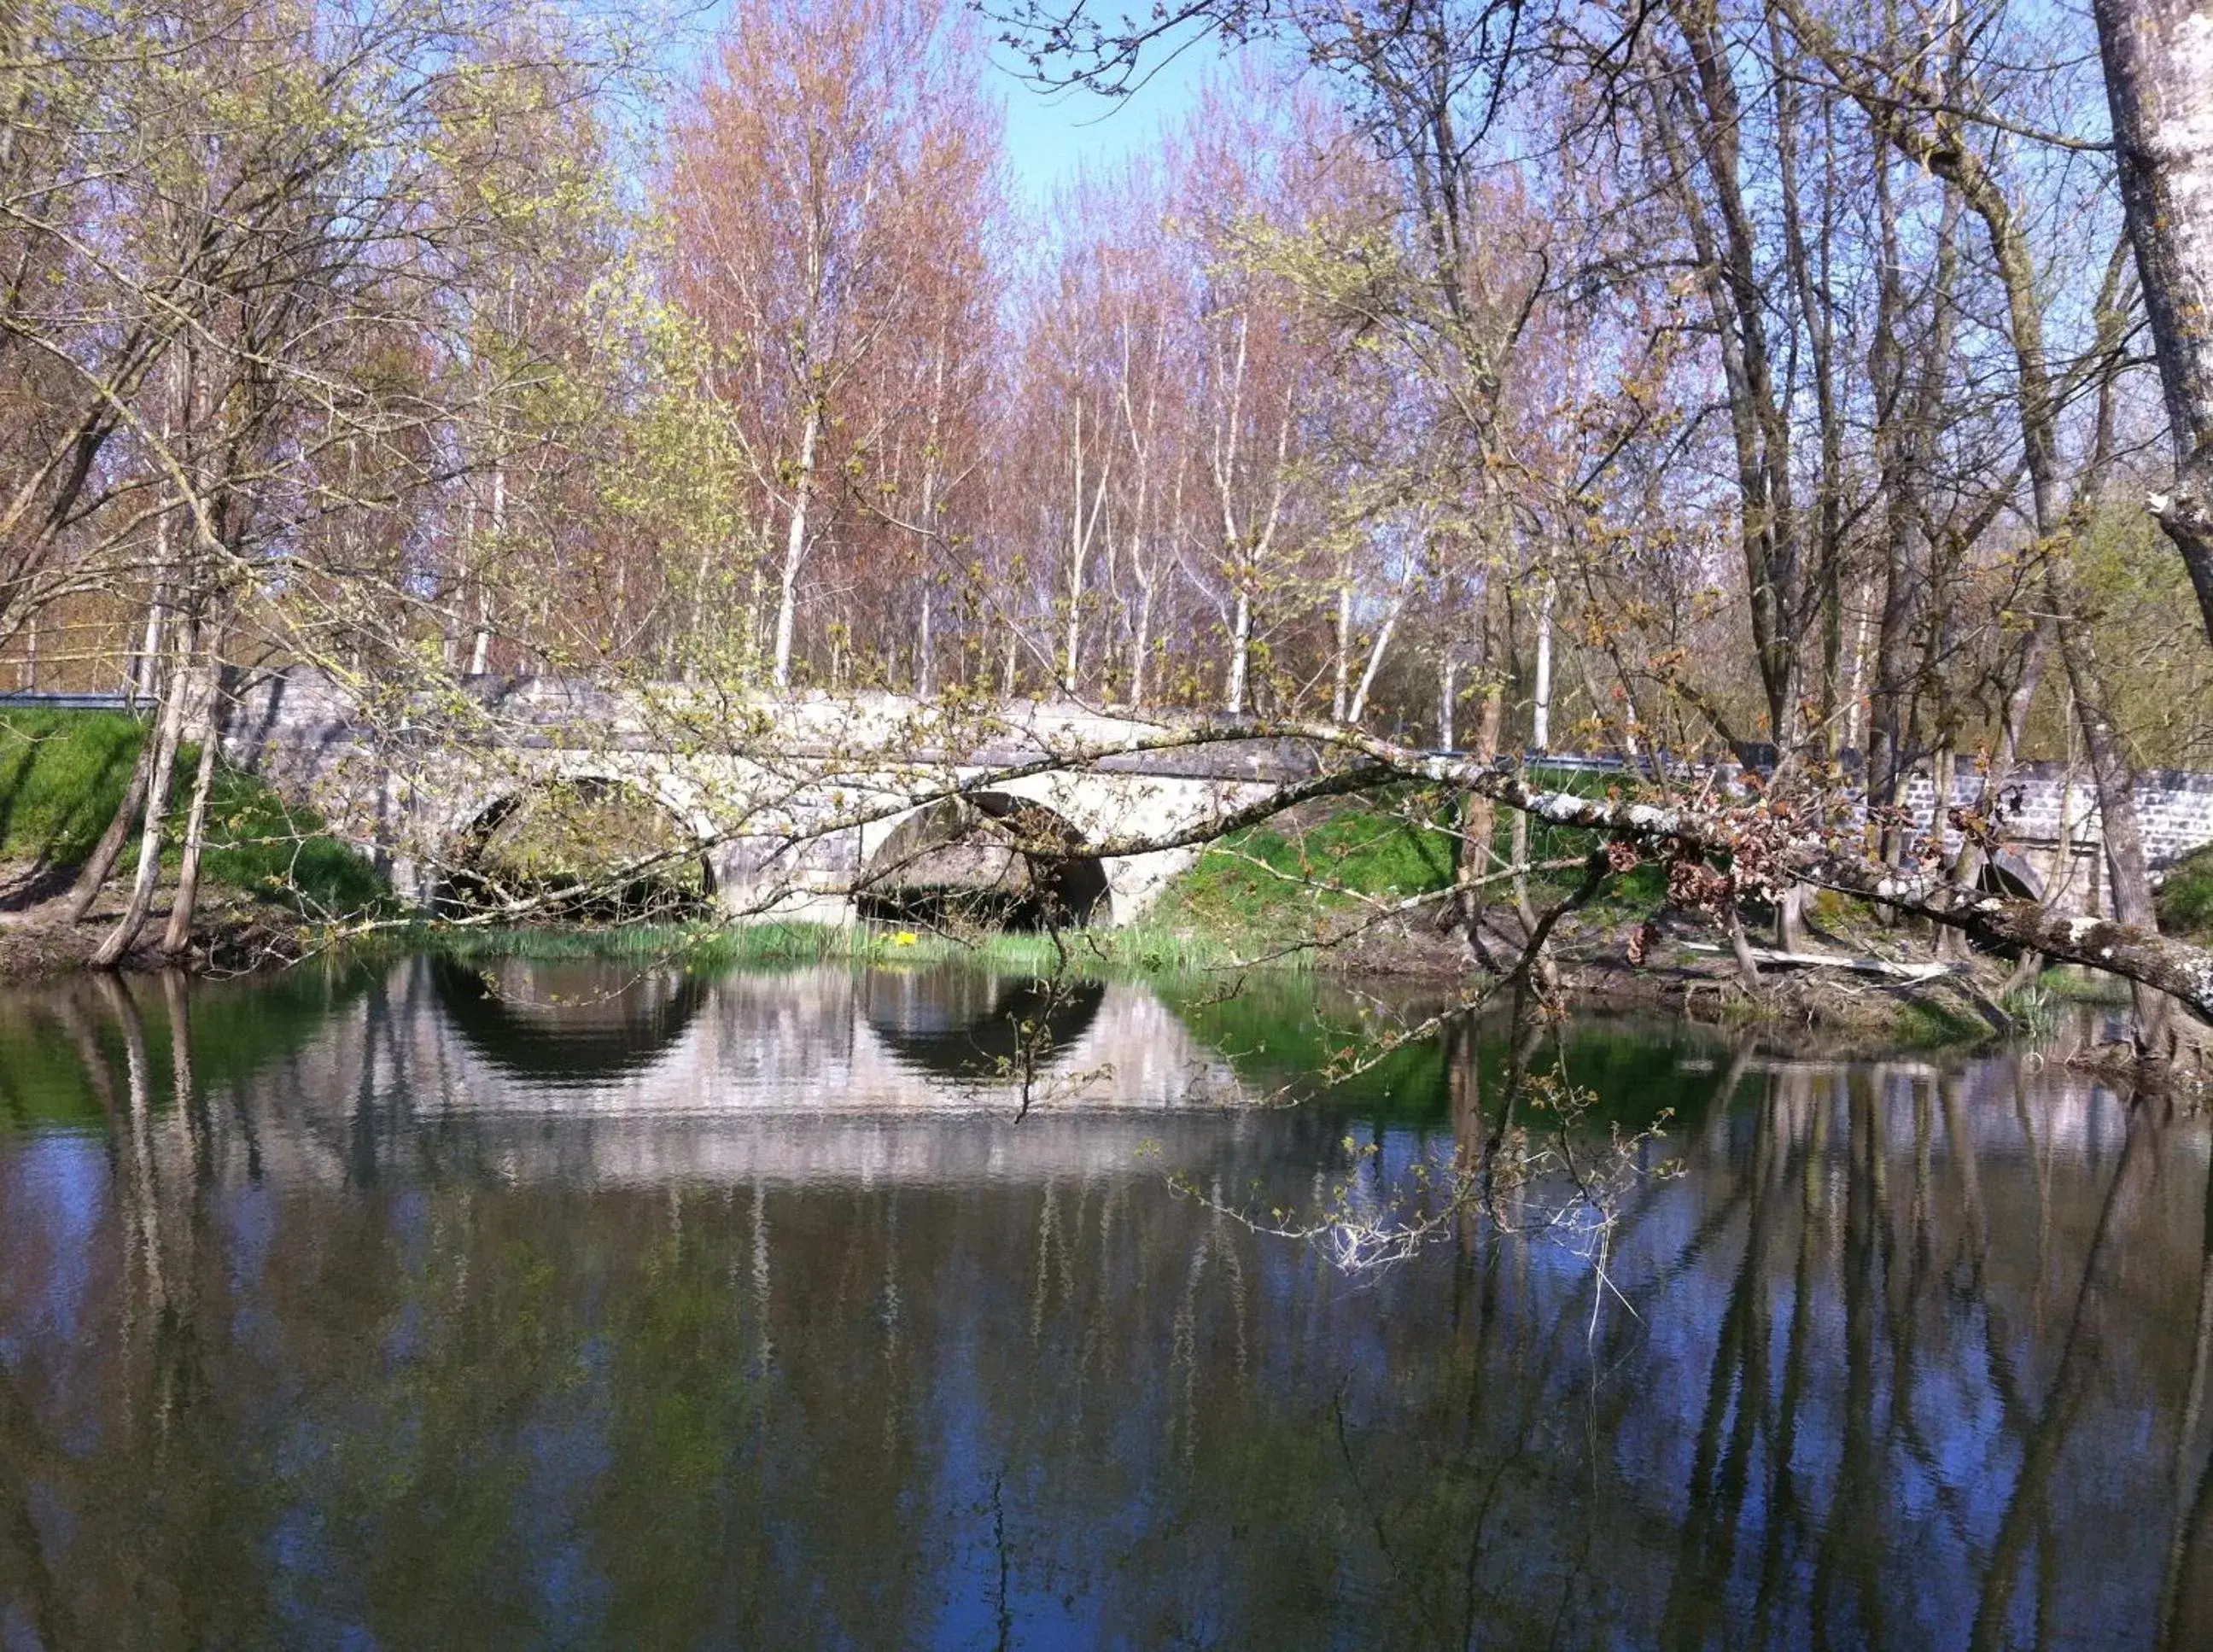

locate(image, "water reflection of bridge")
[[218, 958, 1270, 1189], [4, 968, 2210, 1644]]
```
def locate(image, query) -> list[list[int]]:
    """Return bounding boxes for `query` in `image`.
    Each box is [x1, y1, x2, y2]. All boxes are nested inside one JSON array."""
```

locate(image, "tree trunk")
[[1129, 579, 1153, 709], [161, 667, 229, 956], [67, 733, 156, 924], [1944, 619, 2050, 958], [1532, 577, 1555, 750], [1842, 574, 1872, 756], [772, 401, 821, 691], [1776, 883, 1812, 953], [917, 581, 933, 698], [2049, 557, 2185, 1057], [1346, 593, 1407, 727], [2093, 0, 2213, 648], [1332, 564, 1353, 723], [1457, 681, 1507, 933], [129, 563, 168, 710], [69, 594, 167, 922], [91, 627, 194, 967], [1225, 587, 1252, 715], [1725, 905, 1766, 993]]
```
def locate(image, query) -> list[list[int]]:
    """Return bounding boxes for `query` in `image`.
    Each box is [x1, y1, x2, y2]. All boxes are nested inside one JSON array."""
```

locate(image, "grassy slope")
[[0, 709, 387, 916], [1148, 789, 1459, 942], [1151, 775, 1666, 949]]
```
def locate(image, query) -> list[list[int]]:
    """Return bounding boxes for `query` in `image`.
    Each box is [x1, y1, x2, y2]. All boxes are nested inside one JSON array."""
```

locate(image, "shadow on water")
[[0, 955, 2209, 1646]]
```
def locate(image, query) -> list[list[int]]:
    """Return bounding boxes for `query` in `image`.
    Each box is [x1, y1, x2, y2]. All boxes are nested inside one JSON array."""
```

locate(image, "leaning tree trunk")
[[1455, 678, 1507, 936], [91, 630, 194, 968], [2093, 0, 2213, 647], [160, 669, 229, 957], [67, 735, 155, 923]]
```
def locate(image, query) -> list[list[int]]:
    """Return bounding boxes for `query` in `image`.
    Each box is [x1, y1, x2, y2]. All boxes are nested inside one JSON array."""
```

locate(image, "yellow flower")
[[894, 931, 919, 947]]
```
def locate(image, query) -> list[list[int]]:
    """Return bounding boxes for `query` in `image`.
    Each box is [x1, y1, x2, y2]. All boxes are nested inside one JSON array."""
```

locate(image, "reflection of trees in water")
[[6, 983, 2213, 1643], [1261, 1030, 2213, 1648]]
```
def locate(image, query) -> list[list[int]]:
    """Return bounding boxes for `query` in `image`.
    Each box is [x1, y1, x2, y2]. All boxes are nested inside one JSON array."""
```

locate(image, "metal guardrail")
[[0, 691, 141, 713]]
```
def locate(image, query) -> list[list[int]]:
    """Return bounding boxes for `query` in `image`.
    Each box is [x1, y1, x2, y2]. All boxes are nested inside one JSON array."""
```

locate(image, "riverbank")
[[0, 714, 2179, 1063], [375, 907, 2130, 1057], [0, 889, 2160, 1069], [0, 875, 328, 978]]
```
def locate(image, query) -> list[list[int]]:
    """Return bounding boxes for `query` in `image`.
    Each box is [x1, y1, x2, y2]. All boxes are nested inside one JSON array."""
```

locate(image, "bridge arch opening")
[[439, 774, 715, 922], [1951, 850, 2046, 960], [1977, 851, 2044, 904], [856, 793, 1109, 930]]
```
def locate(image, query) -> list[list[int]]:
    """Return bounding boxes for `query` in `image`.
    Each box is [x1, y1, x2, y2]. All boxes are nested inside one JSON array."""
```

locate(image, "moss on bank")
[[1149, 791, 1458, 939]]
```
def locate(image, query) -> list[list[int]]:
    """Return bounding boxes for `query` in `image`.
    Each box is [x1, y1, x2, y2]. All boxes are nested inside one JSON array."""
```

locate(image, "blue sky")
[[660, 2, 1243, 209], [988, 34, 1227, 206]]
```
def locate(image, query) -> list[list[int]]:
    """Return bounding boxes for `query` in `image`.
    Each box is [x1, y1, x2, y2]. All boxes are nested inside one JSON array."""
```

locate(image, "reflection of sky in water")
[[0, 1136, 105, 1369], [0, 960, 2205, 1646]]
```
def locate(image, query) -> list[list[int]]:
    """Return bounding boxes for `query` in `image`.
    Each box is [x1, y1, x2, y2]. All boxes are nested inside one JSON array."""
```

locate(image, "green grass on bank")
[[0, 709, 388, 916], [1152, 777, 1670, 946], [1151, 790, 1459, 940], [402, 918, 1283, 977], [0, 709, 143, 867]]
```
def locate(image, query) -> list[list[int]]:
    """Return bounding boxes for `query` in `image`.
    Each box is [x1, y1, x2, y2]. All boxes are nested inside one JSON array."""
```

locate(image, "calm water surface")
[[1, 955, 2209, 1649]]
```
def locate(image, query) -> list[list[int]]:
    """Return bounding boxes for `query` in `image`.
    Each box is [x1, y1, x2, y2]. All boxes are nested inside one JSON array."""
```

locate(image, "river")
[[0, 954, 2207, 1648]]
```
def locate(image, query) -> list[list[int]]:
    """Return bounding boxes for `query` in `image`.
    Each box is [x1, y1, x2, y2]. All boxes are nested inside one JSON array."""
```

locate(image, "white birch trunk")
[[1225, 590, 1252, 715], [93, 627, 194, 967], [773, 403, 821, 692], [1533, 578, 1556, 751], [1129, 577, 1153, 709], [1346, 592, 1407, 726], [1332, 567, 1353, 723]]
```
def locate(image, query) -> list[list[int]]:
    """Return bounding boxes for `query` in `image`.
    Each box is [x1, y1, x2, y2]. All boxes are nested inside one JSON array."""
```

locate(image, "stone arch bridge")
[[218, 671, 1310, 925], [201, 671, 2213, 925]]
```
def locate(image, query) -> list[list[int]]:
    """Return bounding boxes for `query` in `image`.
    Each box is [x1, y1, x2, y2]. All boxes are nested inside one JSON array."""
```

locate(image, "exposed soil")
[[0, 861, 307, 981]]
